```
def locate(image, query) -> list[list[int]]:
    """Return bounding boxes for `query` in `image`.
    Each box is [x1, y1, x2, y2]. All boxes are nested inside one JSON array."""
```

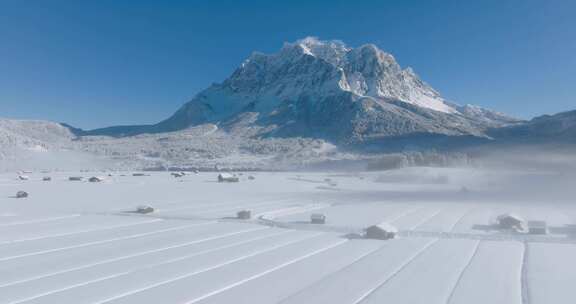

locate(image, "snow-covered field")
[[1, 168, 575, 304]]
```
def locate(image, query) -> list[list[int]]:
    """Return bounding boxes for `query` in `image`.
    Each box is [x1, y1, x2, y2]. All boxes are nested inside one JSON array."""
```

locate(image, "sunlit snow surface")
[[0, 168, 575, 304]]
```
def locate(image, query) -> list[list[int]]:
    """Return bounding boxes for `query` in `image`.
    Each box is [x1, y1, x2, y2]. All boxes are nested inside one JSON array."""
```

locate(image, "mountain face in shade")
[[79, 37, 519, 144], [489, 110, 576, 143]]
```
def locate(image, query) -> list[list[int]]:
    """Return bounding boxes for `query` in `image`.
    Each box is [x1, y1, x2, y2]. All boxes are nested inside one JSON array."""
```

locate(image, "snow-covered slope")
[[1, 168, 576, 304], [0, 119, 113, 172], [489, 110, 576, 143], [82, 37, 518, 144], [0, 119, 75, 154]]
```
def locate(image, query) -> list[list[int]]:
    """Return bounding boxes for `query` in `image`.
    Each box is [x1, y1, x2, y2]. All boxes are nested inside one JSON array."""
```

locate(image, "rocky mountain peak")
[[79, 37, 518, 143]]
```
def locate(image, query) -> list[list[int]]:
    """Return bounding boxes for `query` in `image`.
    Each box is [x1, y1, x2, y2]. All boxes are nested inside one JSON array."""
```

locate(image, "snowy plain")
[[0, 167, 575, 304]]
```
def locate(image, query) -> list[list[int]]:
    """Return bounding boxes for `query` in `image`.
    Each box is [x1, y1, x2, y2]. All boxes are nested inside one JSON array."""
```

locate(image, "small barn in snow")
[[496, 213, 526, 231], [310, 213, 326, 224], [218, 173, 239, 183], [237, 210, 252, 219], [136, 205, 155, 214], [365, 223, 397, 240], [171, 172, 185, 178]]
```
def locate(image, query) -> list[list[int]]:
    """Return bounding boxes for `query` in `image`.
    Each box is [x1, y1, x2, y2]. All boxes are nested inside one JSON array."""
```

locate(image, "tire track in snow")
[[0, 214, 81, 227], [109, 195, 257, 211], [159, 197, 296, 213], [143, 198, 302, 222], [8, 273, 130, 304], [193, 201, 297, 217], [413, 206, 475, 233], [257, 206, 436, 236], [386, 206, 424, 224], [142, 199, 309, 223], [353, 238, 440, 304], [407, 209, 444, 230], [277, 242, 389, 304], [0, 226, 268, 288], [0, 219, 163, 246], [91, 232, 326, 304], [254, 203, 330, 219], [0, 221, 215, 262], [447, 206, 477, 233], [521, 242, 530, 304], [445, 240, 482, 304], [182, 240, 349, 304], [105, 194, 293, 215], [5, 229, 294, 304]]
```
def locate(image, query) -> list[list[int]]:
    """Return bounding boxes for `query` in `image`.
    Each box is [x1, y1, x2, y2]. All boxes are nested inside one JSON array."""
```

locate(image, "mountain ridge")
[[1, 37, 573, 171], [74, 37, 519, 144]]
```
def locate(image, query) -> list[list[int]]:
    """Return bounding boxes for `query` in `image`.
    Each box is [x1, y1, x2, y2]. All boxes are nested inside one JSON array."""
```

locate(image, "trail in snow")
[[182, 240, 348, 304], [0, 226, 268, 289], [91, 232, 325, 304], [521, 242, 531, 304], [0, 221, 215, 262], [445, 240, 482, 304], [0, 219, 162, 246], [2, 230, 295, 304], [353, 239, 440, 304], [0, 214, 81, 227]]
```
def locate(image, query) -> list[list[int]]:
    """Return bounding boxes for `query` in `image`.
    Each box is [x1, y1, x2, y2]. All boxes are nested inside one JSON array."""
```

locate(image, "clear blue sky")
[[1, 0, 574, 129]]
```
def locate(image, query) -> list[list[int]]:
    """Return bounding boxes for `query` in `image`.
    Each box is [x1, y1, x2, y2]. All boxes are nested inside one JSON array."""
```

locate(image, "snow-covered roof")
[[369, 222, 398, 233], [497, 213, 525, 222]]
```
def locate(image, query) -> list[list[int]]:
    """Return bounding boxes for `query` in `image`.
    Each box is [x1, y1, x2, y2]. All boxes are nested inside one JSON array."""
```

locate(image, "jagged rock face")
[[88, 37, 518, 144]]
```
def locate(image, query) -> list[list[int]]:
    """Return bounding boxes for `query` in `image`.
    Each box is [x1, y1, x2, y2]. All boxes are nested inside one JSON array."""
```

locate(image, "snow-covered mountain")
[[81, 37, 518, 144], [7, 37, 554, 171]]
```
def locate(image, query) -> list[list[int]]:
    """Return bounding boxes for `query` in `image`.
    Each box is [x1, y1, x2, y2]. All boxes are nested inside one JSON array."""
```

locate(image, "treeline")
[[366, 151, 472, 171]]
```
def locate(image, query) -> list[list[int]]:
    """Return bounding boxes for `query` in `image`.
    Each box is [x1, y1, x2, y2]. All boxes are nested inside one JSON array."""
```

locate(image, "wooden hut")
[[237, 210, 252, 220], [218, 173, 239, 183], [496, 213, 526, 231], [136, 205, 155, 214], [310, 213, 326, 224], [365, 223, 397, 240], [88, 176, 104, 183]]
